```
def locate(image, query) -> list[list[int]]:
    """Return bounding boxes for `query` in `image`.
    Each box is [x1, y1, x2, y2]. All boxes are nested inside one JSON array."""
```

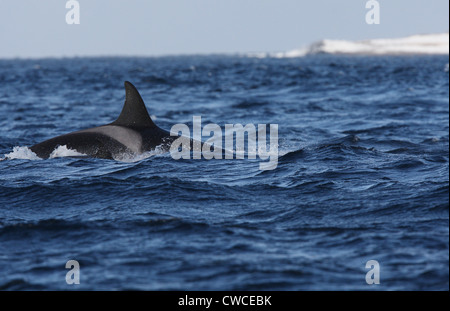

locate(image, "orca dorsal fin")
[[112, 81, 156, 128]]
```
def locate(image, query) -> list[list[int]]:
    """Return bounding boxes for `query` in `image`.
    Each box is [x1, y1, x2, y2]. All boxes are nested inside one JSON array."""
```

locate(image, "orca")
[[30, 81, 177, 160]]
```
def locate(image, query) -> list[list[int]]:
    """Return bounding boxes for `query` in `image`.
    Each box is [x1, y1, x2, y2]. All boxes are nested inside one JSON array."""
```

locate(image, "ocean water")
[[0, 55, 448, 290]]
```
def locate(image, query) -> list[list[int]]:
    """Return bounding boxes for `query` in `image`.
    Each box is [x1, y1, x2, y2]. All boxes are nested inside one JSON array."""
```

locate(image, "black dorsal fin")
[[112, 81, 156, 128]]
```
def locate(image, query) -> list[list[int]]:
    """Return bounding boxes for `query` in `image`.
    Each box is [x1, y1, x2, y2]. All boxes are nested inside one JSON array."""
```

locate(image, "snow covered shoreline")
[[252, 33, 449, 58]]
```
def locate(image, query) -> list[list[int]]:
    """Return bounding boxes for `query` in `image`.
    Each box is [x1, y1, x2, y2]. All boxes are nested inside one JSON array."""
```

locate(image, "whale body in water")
[[30, 81, 176, 159]]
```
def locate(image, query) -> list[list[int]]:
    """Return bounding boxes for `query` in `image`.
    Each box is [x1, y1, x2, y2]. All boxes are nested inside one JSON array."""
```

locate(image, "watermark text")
[[170, 116, 279, 170], [66, 0, 80, 25], [365, 0, 380, 25]]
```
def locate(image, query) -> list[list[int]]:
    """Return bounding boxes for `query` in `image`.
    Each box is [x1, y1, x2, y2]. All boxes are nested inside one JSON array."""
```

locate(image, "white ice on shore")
[[251, 32, 449, 58]]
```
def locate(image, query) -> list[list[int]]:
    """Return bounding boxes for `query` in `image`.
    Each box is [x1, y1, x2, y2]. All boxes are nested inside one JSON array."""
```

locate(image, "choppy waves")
[[0, 55, 448, 290]]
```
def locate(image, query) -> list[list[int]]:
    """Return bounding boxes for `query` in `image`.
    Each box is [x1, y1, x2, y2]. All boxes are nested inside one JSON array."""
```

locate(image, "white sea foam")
[[2, 145, 87, 161], [3, 146, 41, 160], [49, 145, 86, 158], [252, 32, 449, 58], [113, 145, 168, 163], [1, 144, 168, 162]]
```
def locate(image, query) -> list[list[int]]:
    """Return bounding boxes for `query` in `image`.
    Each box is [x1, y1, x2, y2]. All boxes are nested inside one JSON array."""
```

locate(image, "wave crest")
[[2, 145, 86, 161], [49, 145, 86, 158], [3, 146, 41, 160]]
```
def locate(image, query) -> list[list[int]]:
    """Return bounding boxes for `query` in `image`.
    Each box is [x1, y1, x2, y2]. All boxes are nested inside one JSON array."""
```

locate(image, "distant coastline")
[[251, 32, 450, 58]]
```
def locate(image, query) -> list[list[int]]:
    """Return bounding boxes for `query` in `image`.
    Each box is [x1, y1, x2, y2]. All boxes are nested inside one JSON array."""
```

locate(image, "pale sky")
[[0, 0, 448, 58]]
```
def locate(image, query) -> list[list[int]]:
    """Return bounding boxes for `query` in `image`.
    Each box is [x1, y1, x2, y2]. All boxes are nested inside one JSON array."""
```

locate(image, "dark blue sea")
[[0, 55, 448, 290]]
